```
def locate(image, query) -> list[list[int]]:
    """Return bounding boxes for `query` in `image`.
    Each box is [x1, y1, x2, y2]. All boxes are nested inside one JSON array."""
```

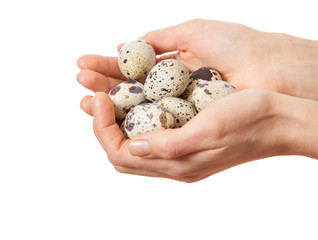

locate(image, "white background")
[[1, 0, 318, 239]]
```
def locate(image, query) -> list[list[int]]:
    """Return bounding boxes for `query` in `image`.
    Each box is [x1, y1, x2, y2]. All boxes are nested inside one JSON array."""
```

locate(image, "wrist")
[[269, 33, 318, 100], [272, 93, 318, 158]]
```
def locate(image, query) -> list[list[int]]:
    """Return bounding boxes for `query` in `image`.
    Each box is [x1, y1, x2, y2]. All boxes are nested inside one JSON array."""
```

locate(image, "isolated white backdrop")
[[0, 0, 317, 239]]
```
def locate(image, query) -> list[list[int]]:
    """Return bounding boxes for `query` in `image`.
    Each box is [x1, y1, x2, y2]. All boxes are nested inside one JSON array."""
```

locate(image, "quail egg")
[[120, 121, 128, 138], [143, 59, 190, 101], [157, 97, 197, 128], [180, 79, 206, 103], [192, 80, 236, 111], [109, 80, 146, 121], [190, 67, 222, 81], [124, 102, 175, 139], [118, 39, 156, 80], [181, 67, 222, 102]]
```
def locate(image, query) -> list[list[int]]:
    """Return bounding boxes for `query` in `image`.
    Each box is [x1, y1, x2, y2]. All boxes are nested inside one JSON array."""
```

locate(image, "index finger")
[[77, 55, 126, 80], [117, 24, 184, 55]]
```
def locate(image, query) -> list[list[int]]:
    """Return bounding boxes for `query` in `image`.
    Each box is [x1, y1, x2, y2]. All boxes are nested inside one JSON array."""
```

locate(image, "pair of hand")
[[77, 19, 318, 182]]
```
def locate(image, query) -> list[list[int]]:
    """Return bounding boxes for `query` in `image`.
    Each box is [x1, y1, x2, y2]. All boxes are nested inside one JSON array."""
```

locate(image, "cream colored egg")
[[118, 40, 156, 80], [157, 97, 197, 128], [109, 80, 146, 121], [192, 80, 236, 112], [124, 102, 175, 139], [144, 59, 190, 101]]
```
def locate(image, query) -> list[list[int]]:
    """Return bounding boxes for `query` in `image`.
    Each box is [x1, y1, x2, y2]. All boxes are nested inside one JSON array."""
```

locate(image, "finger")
[[140, 25, 184, 55], [117, 23, 184, 55], [91, 92, 125, 153], [77, 55, 126, 80], [128, 113, 223, 159], [114, 148, 225, 182], [80, 95, 93, 116], [156, 52, 181, 62], [115, 46, 180, 65], [77, 69, 122, 93], [113, 165, 169, 179]]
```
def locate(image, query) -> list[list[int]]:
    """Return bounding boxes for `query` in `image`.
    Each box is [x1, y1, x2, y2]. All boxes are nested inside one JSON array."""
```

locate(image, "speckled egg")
[[120, 121, 128, 138], [190, 67, 222, 81], [143, 59, 190, 101], [181, 67, 222, 102], [192, 80, 236, 112], [118, 40, 156, 80], [157, 97, 197, 128], [124, 102, 175, 139], [180, 79, 206, 103], [109, 80, 146, 121]]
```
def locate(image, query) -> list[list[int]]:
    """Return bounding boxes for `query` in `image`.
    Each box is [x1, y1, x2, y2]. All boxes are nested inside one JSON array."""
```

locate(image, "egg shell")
[[157, 97, 197, 128], [190, 67, 222, 81], [144, 59, 190, 101], [192, 80, 236, 111], [118, 40, 156, 80], [120, 121, 128, 138], [124, 102, 175, 139], [109, 80, 146, 121], [180, 79, 207, 102], [181, 67, 222, 102]]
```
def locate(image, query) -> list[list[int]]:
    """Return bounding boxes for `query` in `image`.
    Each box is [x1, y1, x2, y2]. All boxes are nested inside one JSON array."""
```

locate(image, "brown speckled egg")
[[124, 102, 175, 139], [181, 67, 222, 102], [180, 79, 206, 103], [118, 40, 156, 80], [144, 59, 190, 101], [157, 97, 197, 128], [109, 80, 146, 121], [192, 80, 236, 112], [190, 67, 222, 81], [120, 121, 128, 138]]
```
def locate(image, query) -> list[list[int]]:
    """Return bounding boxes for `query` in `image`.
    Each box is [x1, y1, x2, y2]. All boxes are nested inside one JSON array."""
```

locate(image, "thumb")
[[140, 25, 181, 55], [128, 123, 213, 159], [117, 22, 184, 55], [92, 92, 125, 154]]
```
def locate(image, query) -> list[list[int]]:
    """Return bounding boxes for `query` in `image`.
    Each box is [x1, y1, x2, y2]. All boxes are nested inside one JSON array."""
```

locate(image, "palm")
[[172, 20, 278, 92]]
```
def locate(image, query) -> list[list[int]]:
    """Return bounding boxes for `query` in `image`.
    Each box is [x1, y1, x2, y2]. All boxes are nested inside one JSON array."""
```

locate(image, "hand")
[[89, 88, 318, 182], [78, 19, 318, 117], [134, 19, 318, 100], [77, 19, 318, 182]]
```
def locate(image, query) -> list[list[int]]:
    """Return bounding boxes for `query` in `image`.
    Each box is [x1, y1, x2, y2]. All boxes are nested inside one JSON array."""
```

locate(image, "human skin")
[[88, 89, 318, 182], [77, 19, 318, 182]]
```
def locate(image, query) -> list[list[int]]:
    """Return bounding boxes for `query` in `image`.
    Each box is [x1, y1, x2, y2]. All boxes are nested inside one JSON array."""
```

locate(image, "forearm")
[[270, 34, 318, 101]]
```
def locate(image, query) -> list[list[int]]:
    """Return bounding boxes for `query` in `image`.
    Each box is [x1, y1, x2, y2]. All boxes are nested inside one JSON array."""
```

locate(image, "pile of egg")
[[109, 40, 236, 138]]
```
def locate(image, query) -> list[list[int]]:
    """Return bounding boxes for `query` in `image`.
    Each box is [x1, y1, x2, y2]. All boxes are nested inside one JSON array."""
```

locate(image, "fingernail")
[[90, 97, 95, 116], [129, 140, 150, 156]]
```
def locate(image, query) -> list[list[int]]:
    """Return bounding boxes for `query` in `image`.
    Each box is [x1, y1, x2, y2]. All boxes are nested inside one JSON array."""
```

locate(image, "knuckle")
[[177, 173, 204, 183], [143, 30, 155, 38], [160, 139, 177, 159], [181, 177, 197, 183], [107, 155, 117, 165], [113, 165, 123, 173], [113, 165, 128, 174], [169, 163, 189, 179], [188, 18, 204, 26], [108, 153, 126, 167]]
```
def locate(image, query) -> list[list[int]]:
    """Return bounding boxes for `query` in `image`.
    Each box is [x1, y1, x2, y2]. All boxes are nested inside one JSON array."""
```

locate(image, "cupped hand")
[[89, 88, 309, 182], [77, 19, 318, 182], [77, 19, 318, 116], [77, 19, 279, 116]]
